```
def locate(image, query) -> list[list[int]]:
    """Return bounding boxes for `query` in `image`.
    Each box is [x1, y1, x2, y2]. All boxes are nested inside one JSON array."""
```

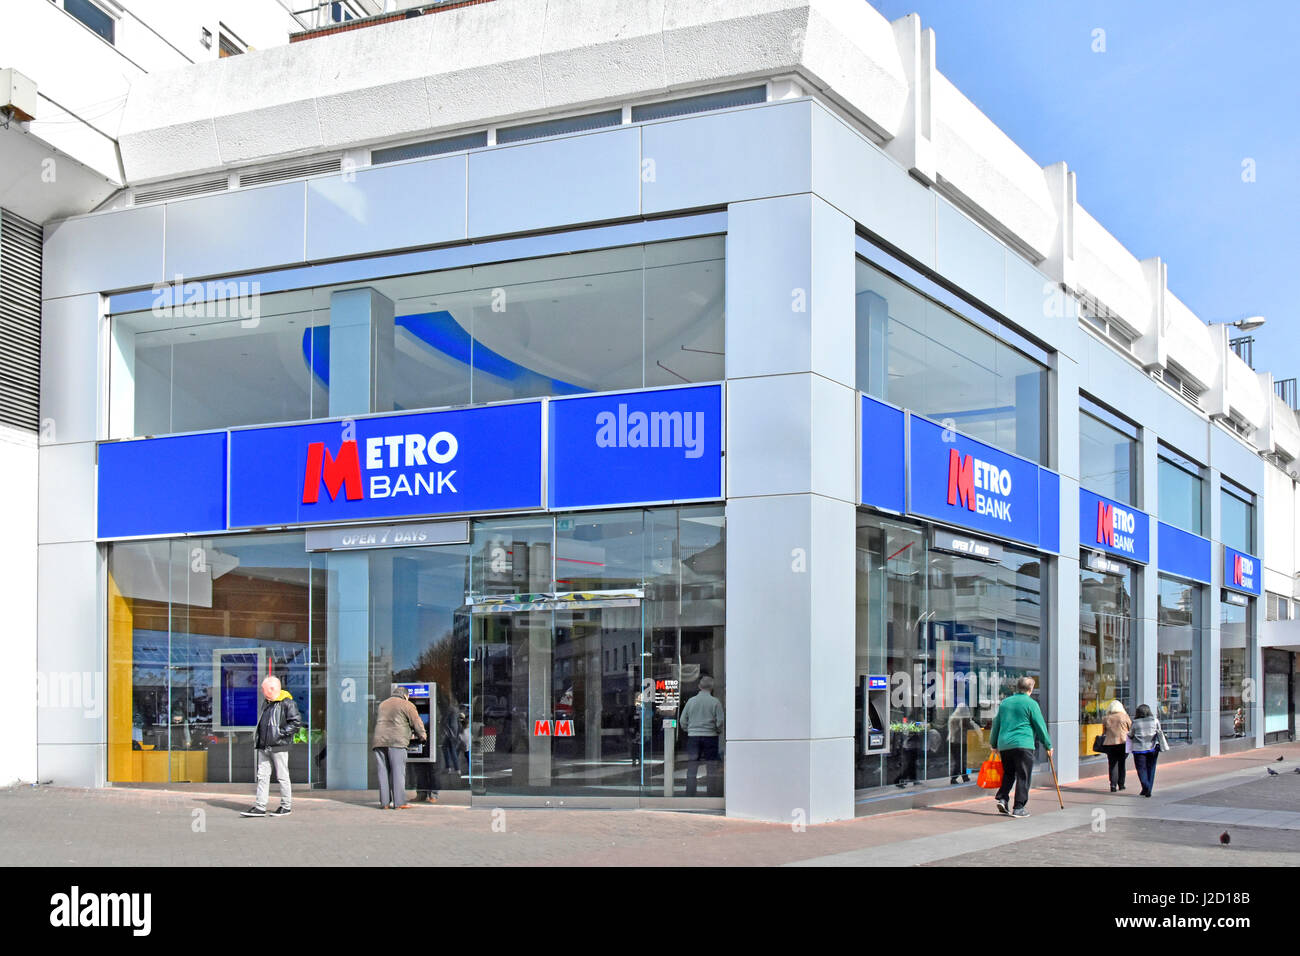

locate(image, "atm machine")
[[394, 682, 437, 797], [861, 675, 890, 754]]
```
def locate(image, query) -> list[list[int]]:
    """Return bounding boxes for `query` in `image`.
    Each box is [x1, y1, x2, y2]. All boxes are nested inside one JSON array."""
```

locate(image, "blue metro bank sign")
[[228, 402, 544, 528], [98, 385, 726, 538], [908, 416, 1041, 547], [1078, 488, 1150, 564]]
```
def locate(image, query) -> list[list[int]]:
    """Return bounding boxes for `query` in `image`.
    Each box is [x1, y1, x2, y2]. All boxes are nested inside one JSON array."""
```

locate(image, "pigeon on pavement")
[[1293, 768, 1300, 775], [1219, 832, 1231, 845], [1276, 755, 1284, 762], [1267, 767, 1279, 775]]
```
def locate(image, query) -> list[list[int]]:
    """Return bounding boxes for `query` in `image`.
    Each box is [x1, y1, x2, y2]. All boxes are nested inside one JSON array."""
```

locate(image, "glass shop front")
[[106, 506, 725, 803], [854, 513, 1045, 792]]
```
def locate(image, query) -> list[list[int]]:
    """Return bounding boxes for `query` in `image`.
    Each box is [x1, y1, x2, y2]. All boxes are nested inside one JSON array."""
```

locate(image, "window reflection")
[[1156, 576, 1201, 743], [111, 236, 724, 437], [1220, 599, 1252, 738], [108, 508, 724, 800], [853, 513, 1044, 792], [1078, 564, 1135, 757], [855, 260, 1047, 463], [1079, 408, 1137, 506]]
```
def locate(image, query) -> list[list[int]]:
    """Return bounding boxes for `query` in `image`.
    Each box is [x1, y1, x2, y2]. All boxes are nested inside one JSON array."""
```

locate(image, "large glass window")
[[855, 260, 1047, 463], [108, 506, 724, 800], [854, 513, 1044, 792], [1079, 561, 1136, 757], [1156, 576, 1202, 744], [1158, 446, 1204, 535], [1263, 650, 1292, 741], [1079, 396, 1138, 506], [1220, 597, 1253, 739], [1220, 481, 1256, 554], [110, 236, 724, 437]]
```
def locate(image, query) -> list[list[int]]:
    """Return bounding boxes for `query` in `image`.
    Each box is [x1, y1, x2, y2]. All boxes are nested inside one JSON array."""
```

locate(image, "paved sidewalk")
[[3, 743, 1297, 866]]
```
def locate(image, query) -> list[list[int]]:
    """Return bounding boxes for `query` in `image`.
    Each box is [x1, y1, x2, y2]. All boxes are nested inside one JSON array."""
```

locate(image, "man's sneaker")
[[271, 806, 292, 817], [240, 806, 268, 817], [995, 799, 1009, 815], [1011, 808, 1031, 819]]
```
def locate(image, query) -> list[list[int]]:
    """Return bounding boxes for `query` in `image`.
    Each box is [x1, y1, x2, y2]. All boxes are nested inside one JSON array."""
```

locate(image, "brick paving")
[[3, 742, 1297, 866]]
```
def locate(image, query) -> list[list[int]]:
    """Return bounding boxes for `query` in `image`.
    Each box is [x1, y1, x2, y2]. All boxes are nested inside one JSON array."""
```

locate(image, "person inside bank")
[[679, 676, 724, 797]]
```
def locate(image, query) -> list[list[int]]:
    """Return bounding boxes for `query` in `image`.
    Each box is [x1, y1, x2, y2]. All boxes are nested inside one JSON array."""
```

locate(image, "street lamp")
[[1219, 316, 1267, 332]]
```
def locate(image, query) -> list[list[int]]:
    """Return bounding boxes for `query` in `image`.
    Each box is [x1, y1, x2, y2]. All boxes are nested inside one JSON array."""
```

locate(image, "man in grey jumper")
[[679, 676, 725, 797]]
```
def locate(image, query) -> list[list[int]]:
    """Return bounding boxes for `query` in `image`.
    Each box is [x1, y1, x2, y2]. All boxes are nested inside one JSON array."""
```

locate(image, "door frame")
[[462, 591, 724, 810]]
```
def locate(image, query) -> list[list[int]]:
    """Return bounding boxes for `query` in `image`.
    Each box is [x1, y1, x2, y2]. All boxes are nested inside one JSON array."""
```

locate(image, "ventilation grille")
[[372, 131, 489, 166], [0, 209, 42, 431], [631, 85, 766, 122], [239, 158, 342, 187], [134, 178, 229, 204], [496, 109, 622, 145], [1157, 366, 1205, 410]]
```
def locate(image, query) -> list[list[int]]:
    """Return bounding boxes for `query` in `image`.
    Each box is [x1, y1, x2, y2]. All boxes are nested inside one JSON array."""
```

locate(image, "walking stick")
[[1046, 750, 1064, 809]]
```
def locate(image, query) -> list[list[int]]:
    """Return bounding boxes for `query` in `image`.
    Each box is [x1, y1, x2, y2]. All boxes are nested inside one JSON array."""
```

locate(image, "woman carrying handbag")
[[1099, 700, 1132, 792], [1128, 704, 1169, 798]]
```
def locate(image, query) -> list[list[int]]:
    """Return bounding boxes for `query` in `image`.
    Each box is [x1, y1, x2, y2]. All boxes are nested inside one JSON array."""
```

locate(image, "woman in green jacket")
[[989, 676, 1053, 819]]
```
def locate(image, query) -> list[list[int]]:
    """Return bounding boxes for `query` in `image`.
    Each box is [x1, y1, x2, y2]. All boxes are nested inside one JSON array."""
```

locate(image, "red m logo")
[[946, 449, 975, 511], [1234, 554, 1244, 586], [1097, 502, 1114, 547], [554, 720, 574, 737], [302, 441, 363, 504]]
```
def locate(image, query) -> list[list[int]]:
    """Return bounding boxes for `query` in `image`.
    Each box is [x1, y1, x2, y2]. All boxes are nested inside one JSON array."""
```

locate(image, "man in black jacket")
[[241, 676, 302, 818]]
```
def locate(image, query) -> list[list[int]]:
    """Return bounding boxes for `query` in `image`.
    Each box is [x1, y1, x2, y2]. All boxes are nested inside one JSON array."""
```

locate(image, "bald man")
[[242, 675, 302, 818]]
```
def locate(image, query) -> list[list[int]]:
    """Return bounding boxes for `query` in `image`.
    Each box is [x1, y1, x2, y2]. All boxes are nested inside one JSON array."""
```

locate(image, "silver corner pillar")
[[328, 287, 395, 418], [723, 194, 857, 823], [1138, 426, 1160, 720], [1207, 469, 1222, 756], [323, 286, 395, 789], [1048, 347, 1081, 783]]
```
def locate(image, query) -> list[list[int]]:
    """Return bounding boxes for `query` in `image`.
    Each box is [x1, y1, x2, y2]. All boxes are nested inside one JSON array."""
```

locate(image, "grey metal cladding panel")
[[37, 541, 103, 746], [724, 494, 813, 740], [307, 155, 467, 261], [726, 375, 812, 498], [936, 197, 1005, 314], [1005, 248, 1079, 358], [810, 104, 934, 268], [642, 101, 813, 214], [37, 744, 104, 787], [38, 442, 97, 545], [1211, 426, 1265, 493], [725, 195, 813, 379], [165, 181, 306, 279], [1146, 388, 1210, 463], [40, 294, 100, 446], [1079, 335, 1162, 423], [467, 126, 640, 238], [43, 205, 164, 299]]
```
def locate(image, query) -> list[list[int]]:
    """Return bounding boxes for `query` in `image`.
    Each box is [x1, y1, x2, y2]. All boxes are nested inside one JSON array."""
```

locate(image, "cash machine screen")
[[396, 682, 436, 763]]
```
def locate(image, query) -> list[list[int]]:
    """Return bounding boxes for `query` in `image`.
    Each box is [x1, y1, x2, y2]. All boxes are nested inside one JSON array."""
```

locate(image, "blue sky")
[[867, 0, 1299, 383]]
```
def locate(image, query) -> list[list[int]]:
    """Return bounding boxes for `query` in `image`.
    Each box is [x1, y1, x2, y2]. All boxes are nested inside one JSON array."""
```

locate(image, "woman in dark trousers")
[[1101, 700, 1132, 792], [1128, 704, 1167, 797]]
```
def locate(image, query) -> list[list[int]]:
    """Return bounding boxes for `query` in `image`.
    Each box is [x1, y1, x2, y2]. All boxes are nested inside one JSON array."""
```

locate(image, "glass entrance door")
[[470, 597, 646, 798]]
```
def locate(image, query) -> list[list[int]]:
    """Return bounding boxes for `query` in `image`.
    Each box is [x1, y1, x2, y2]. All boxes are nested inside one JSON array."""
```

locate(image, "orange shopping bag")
[[976, 753, 1003, 789]]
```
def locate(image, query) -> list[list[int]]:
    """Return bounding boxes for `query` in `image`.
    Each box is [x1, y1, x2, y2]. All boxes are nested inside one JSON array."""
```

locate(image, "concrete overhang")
[[116, 0, 910, 185]]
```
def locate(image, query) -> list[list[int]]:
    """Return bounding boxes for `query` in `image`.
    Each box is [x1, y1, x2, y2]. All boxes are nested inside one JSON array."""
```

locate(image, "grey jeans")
[[255, 749, 291, 810], [374, 747, 408, 807]]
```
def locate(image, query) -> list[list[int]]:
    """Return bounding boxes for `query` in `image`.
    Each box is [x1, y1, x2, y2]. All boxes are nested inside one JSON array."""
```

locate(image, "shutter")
[[0, 208, 42, 431]]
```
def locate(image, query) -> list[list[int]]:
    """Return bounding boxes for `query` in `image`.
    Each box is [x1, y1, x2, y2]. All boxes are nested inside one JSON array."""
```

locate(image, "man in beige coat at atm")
[[372, 685, 428, 809]]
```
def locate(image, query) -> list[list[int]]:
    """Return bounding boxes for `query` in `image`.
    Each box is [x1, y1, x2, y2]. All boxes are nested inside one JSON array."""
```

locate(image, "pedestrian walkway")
[[2, 743, 1296, 866]]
